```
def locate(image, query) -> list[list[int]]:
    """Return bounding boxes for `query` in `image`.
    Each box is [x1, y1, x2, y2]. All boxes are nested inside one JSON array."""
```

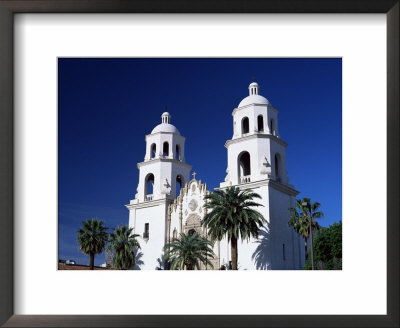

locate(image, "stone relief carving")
[[161, 178, 171, 194], [188, 199, 198, 212], [260, 156, 272, 175], [184, 214, 203, 236], [224, 168, 230, 182]]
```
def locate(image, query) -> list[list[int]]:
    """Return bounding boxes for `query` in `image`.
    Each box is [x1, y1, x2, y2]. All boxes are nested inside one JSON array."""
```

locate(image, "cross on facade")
[[192, 171, 197, 180], [252, 75, 256, 81]]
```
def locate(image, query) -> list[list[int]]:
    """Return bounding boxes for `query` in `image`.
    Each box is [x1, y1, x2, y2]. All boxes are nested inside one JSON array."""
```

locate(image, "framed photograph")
[[0, 1, 398, 327]]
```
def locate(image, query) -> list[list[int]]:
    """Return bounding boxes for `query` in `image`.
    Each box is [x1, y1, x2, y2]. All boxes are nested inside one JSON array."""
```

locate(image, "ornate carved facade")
[[168, 178, 220, 270]]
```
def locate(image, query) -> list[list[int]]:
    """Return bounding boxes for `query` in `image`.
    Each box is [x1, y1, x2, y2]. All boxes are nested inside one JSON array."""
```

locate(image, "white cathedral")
[[126, 82, 306, 270]]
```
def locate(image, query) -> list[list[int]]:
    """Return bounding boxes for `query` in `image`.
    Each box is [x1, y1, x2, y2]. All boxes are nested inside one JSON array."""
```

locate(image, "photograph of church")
[[127, 81, 304, 270], [58, 58, 342, 270]]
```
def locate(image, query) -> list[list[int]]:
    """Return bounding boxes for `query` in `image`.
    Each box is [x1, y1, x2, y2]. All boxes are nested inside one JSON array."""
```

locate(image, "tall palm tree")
[[108, 225, 141, 270], [202, 187, 265, 270], [288, 197, 324, 261], [76, 218, 108, 270], [163, 232, 215, 270]]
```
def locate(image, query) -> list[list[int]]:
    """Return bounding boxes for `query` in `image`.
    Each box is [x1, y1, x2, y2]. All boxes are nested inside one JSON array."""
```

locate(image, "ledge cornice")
[[125, 198, 174, 210], [137, 158, 193, 169], [232, 103, 278, 116], [225, 133, 288, 148], [216, 178, 299, 196], [145, 132, 186, 140]]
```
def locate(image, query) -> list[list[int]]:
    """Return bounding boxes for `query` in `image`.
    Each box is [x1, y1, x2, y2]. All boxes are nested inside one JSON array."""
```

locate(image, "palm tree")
[[163, 232, 215, 270], [288, 197, 324, 261], [76, 218, 108, 270], [202, 187, 265, 270], [107, 225, 141, 270]]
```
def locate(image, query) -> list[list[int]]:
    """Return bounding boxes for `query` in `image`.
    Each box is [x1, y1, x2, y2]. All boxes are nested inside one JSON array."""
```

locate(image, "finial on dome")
[[249, 81, 259, 96], [161, 111, 171, 124]]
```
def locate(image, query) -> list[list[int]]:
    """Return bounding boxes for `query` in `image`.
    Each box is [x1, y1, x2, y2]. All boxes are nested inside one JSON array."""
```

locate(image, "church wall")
[[267, 186, 303, 269], [217, 184, 272, 270], [132, 202, 168, 270], [238, 184, 271, 270], [217, 182, 302, 270], [169, 208, 180, 237]]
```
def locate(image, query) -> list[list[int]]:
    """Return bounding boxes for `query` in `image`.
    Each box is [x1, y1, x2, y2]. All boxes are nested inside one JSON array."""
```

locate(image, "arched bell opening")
[[176, 175, 183, 196], [238, 151, 251, 184], [270, 119, 275, 135], [257, 115, 264, 132], [163, 141, 169, 157], [150, 143, 156, 159], [145, 173, 155, 200], [175, 144, 181, 160], [241, 117, 249, 135]]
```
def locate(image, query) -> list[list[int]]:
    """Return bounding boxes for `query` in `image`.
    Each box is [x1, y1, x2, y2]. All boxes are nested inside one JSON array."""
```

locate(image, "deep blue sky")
[[58, 58, 342, 266]]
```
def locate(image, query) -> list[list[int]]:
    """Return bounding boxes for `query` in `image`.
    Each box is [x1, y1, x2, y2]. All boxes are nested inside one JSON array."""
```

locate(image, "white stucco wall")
[[128, 200, 170, 270], [217, 182, 304, 270]]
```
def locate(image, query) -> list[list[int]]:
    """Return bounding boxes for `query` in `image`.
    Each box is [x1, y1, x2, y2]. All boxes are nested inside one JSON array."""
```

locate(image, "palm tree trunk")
[[231, 236, 238, 270], [90, 252, 95, 270], [304, 239, 308, 261]]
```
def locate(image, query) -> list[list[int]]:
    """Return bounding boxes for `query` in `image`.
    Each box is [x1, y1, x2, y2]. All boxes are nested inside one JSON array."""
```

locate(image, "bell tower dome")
[[126, 110, 192, 270], [135, 112, 192, 201], [221, 81, 289, 187], [218, 81, 302, 270]]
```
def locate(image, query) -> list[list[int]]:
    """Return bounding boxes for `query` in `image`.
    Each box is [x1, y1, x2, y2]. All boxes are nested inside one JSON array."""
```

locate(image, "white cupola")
[[249, 82, 259, 95], [161, 112, 171, 124]]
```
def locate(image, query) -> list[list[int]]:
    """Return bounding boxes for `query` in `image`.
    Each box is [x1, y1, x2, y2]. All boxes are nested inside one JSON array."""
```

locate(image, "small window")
[[175, 145, 180, 160], [173, 228, 177, 239], [144, 223, 149, 239], [283, 243, 286, 261]]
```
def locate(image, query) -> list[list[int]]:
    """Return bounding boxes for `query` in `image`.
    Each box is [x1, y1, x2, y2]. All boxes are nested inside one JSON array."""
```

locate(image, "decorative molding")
[[188, 199, 198, 212], [231, 103, 278, 116], [137, 158, 192, 169], [216, 178, 299, 196], [145, 131, 186, 139], [126, 198, 173, 210], [225, 133, 288, 148]]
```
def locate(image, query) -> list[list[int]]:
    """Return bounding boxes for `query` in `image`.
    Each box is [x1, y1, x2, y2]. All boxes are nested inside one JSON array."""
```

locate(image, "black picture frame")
[[0, 1, 398, 327]]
